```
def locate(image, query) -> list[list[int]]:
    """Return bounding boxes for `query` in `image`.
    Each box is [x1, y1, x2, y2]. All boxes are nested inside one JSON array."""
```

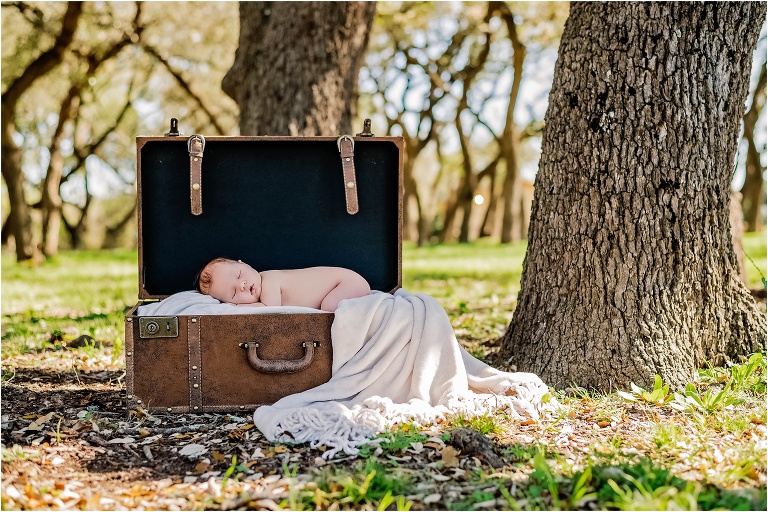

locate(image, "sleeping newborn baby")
[[194, 258, 371, 312]]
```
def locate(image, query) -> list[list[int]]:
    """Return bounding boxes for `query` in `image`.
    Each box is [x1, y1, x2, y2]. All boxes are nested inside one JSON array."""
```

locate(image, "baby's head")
[[195, 257, 262, 304]]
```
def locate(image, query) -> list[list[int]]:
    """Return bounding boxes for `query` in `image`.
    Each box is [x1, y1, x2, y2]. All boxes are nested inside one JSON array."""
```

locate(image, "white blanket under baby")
[[253, 289, 550, 459], [136, 291, 323, 316]]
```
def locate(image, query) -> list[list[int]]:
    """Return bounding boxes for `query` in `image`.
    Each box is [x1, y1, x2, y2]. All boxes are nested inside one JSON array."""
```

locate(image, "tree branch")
[[2, 1, 83, 105], [140, 43, 226, 135]]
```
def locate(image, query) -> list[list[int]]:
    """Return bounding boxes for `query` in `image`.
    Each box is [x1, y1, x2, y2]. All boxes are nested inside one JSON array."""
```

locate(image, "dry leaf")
[[178, 444, 206, 457], [597, 421, 611, 428], [273, 445, 288, 454], [423, 493, 442, 504], [407, 442, 424, 454], [27, 412, 56, 431], [108, 437, 135, 444], [440, 446, 460, 468], [194, 461, 210, 474], [211, 451, 226, 461]]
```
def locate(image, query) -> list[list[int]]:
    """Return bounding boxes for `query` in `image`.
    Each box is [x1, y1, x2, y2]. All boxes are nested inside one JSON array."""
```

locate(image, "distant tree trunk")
[[41, 87, 80, 258], [730, 190, 747, 284], [740, 60, 766, 232], [501, 2, 766, 391], [497, 2, 526, 244], [1, 2, 82, 262], [480, 171, 497, 237], [223, 1, 376, 136]]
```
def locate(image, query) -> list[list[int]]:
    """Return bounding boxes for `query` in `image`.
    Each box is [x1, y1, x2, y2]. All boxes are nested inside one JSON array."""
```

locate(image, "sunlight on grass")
[[1, 241, 766, 510]]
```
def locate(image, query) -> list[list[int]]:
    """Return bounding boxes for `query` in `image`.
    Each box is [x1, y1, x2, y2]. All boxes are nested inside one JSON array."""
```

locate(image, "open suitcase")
[[125, 121, 403, 413]]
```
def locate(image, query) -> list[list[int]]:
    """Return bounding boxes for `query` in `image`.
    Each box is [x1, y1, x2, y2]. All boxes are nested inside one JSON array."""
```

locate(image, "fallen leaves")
[[178, 443, 207, 457], [440, 445, 461, 467]]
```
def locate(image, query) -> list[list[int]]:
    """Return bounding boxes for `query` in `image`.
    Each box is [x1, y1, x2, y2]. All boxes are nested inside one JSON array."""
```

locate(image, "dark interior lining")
[[139, 139, 400, 297]]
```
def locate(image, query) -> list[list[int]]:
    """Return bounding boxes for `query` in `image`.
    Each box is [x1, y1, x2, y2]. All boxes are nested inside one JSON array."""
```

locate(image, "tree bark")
[[739, 60, 766, 232], [41, 87, 80, 258], [1, 1, 82, 262], [222, 1, 376, 136], [496, 2, 527, 244], [500, 2, 766, 391]]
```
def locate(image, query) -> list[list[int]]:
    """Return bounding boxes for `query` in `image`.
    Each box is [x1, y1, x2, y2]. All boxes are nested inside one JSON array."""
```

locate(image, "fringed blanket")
[[254, 289, 549, 459]]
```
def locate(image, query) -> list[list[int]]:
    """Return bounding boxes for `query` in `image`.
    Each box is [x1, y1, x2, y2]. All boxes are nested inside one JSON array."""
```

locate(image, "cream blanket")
[[254, 289, 549, 459]]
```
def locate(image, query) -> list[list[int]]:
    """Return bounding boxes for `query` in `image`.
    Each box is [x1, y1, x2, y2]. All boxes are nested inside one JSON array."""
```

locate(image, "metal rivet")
[[126, 352, 132, 356], [191, 318, 197, 323], [193, 157, 199, 162], [345, 157, 351, 162], [193, 384, 199, 388], [192, 365, 198, 370], [347, 182, 355, 188], [193, 406, 199, 411], [239, 406, 245, 410], [126, 394, 133, 399], [126, 318, 133, 322], [192, 183, 200, 191], [167, 408, 172, 412]]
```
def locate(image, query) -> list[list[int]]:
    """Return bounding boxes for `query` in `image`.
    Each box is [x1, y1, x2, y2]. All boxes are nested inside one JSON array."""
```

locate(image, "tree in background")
[[740, 57, 766, 233], [1, 1, 239, 257], [361, 2, 566, 244], [223, 1, 376, 136], [2, 1, 81, 262], [501, 2, 766, 391]]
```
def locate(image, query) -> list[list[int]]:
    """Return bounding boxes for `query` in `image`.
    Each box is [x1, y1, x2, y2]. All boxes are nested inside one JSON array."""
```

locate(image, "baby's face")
[[208, 260, 262, 304]]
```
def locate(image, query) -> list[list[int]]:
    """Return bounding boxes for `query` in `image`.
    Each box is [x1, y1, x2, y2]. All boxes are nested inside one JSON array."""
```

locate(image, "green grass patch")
[[1, 241, 766, 510]]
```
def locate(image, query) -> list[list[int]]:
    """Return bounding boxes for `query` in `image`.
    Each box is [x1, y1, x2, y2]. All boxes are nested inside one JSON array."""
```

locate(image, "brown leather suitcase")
[[125, 122, 403, 413]]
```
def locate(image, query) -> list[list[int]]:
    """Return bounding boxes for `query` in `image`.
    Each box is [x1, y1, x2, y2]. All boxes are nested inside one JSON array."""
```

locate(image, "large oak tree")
[[222, 1, 376, 136], [501, 2, 766, 391]]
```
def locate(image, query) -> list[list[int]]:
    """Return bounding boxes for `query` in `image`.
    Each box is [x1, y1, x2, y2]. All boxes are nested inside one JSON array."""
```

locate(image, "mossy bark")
[[501, 2, 766, 391], [223, 1, 376, 136]]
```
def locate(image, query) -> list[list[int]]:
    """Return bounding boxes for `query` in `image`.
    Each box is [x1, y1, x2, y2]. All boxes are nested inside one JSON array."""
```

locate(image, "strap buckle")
[[336, 134, 354, 152], [188, 134, 206, 153]]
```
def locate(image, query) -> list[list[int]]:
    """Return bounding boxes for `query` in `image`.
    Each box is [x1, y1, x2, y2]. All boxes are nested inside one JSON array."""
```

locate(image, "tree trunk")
[[740, 60, 766, 232], [480, 171, 497, 238], [41, 87, 80, 258], [729, 191, 747, 284], [222, 1, 376, 136], [497, 2, 526, 244], [500, 2, 766, 391], [1, 2, 82, 262], [1, 103, 36, 262]]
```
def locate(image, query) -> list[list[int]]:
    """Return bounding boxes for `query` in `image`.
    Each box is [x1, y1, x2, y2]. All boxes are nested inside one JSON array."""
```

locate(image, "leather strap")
[[337, 135, 359, 215], [188, 135, 205, 216], [188, 316, 203, 411]]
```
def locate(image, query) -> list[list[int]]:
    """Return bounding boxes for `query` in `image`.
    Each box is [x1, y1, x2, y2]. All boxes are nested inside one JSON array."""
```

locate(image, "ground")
[[1, 241, 766, 510]]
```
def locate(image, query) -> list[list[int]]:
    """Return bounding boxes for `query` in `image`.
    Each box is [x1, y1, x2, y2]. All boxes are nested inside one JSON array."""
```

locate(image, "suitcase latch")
[[139, 316, 179, 338]]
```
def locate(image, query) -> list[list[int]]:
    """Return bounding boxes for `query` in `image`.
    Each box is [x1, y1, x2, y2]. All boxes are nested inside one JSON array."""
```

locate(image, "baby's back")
[[261, 267, 369, 311]]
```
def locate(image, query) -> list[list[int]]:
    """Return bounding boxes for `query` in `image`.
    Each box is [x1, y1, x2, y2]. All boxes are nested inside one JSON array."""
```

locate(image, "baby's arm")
[[320, 269, 370, 312]]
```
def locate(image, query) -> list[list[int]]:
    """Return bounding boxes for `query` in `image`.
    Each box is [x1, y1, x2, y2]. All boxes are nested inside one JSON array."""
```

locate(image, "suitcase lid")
[[136, 134, 403, 299]]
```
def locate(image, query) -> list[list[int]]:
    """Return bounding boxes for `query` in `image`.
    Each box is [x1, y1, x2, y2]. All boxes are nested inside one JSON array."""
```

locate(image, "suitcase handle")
[[239, 341, 319, 374]]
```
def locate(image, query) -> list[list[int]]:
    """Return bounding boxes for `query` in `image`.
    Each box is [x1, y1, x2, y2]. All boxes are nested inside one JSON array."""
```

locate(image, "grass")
[[1, 235, 766, 510]]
